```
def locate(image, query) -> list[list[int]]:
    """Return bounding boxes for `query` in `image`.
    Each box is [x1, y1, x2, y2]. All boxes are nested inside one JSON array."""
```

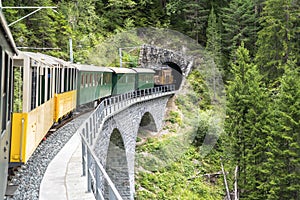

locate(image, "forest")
[[2, 0, 300, 199]]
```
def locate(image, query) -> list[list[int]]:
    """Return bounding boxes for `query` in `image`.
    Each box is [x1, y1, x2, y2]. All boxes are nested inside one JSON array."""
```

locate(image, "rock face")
[[138, 44, 193, 77], [92, 96, 171, 199]]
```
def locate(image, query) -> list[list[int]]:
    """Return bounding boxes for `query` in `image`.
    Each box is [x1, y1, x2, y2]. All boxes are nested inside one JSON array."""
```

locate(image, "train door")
[[0, 48, 13, 199]]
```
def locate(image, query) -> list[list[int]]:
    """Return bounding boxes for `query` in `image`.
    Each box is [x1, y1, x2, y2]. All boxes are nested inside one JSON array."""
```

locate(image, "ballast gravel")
[[6, 112, 91, 200]]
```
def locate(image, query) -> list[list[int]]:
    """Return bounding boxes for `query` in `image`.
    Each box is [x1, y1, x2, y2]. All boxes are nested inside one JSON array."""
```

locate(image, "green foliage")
[[226, 43, 270, 199], [3, 1, 300, 198], [262, 61, 300, 199], [167, 0, 209, 45], [255, 0, 300, 83], [222, 0, 257, 56], [187, 70, 211, 110], [206, 7, 223, 77], [135, 146, 224, 200], [166, 111, 182, 126]]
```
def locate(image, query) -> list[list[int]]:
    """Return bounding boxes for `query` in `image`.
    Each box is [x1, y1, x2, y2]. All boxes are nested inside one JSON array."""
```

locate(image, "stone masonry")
[[92, 95, 171, 199], [138, 44, 193, 76]]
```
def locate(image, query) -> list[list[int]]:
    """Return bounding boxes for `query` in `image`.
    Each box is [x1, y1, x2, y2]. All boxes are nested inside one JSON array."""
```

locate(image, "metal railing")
[[79, 85, 175, 200]]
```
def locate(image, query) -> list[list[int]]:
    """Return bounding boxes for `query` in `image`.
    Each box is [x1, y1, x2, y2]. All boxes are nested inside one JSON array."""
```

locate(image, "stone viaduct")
[[79, 45, 193, 200]]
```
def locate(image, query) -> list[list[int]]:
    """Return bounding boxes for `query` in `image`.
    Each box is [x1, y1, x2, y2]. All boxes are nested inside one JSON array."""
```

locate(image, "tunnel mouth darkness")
[[105, 128, 130, 199], [162, 62, 183, 90]]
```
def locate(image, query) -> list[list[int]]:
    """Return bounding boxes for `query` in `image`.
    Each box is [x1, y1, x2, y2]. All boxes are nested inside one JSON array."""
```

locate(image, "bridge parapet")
[[78, 85, 175, 200]]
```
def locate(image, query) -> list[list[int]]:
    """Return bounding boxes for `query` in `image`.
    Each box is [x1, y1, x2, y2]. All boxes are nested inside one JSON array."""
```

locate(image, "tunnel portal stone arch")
[[138, 44, 193, 90]]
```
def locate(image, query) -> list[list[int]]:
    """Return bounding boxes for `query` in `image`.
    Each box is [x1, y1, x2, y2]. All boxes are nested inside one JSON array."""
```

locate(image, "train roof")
[[131, 68, 155, 73], [0, 11, 18, 53], [74, 64, 113, 72], [36, 53, 72, 67], [109, 67, 136, 74]]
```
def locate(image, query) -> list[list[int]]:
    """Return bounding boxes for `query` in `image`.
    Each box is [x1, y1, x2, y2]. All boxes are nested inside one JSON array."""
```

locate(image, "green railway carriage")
[[132, 68, 155, 90], [75, 64, 113, 106], [109, 67, 136, 95]]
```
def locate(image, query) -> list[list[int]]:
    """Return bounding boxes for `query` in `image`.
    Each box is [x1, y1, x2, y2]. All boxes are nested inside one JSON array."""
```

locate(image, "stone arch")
[[92, 96, 172, 199], [138, 111, 157, 132], [105, 128, 130, 199], [138, 44, 193, 79]]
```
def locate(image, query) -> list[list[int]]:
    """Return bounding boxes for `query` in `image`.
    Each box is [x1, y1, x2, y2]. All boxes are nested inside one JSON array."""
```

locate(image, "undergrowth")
[[134, 69, 226, 199]]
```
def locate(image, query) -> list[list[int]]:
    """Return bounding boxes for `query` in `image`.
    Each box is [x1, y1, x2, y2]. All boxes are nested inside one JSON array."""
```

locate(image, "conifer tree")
[[167, 0, 209, 45], [255, 0, 299, 83], [226, 43, 269, 199], [222, 0, 257, 59], [264, 61, 300, 199], [206, 8, 222, 74]]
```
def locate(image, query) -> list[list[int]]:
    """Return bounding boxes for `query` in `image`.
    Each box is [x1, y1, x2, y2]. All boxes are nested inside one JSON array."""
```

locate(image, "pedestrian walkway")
[[39, 132, 95, 200]]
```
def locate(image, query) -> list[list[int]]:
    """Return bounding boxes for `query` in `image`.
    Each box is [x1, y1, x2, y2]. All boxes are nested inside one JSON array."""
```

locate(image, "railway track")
[[5, 109, 93, 200]]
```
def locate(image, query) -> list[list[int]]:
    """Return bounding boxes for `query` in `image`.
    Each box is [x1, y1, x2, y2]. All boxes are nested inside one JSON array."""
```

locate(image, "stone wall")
[[138, 44, 193, 76], [92, 95, 171, 199]]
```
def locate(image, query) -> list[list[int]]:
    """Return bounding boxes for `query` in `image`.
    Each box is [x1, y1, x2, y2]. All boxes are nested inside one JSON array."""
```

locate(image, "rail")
[[79, 85, 175, 200]]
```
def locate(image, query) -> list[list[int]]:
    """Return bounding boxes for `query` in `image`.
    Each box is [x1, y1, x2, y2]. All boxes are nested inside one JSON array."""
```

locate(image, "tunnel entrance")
[[154, 62, 183, 90], [105, 129, 130, 199]]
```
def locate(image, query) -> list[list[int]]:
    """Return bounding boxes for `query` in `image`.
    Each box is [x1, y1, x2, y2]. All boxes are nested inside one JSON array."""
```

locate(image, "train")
[[10, 52, 157, 165], [0, 11, 174, 199], [0, 11, 18, 199]]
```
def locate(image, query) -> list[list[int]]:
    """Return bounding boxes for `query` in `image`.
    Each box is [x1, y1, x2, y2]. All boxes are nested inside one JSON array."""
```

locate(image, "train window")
[[55, 67, 60, 93], [81, 74, 84, 88], [67, 68, 70, 91], [47, 68, 51, 100], [94, 74, 97, 85], [90, 74, 93, 86], [54, 68, 57, 93], [31, 66, 37, 110], [56, 68, 59, 93], [70, 68, 73, 90], [39, 67, 46, 105], [2, 53, 8, 131], [13, 64, 24, 112], [64, 68, 68, 92], [8, 58, 13, 120], [69, 68, 72, 91], [140, 74, 144, 82], [103, 73, 111, 85], [128, 74, 135, 83], [85, 74, 88, 87], [101, 73, 104, 85]]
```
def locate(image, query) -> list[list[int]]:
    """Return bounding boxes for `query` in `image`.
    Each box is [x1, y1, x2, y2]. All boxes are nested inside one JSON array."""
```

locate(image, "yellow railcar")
[[10, 52, 76, 164], [54, 90, 76, 122], [10, 99, 54, 163]]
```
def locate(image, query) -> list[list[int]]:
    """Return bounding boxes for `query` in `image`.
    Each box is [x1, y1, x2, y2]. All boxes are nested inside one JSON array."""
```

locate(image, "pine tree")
[[264, 61, 300, 199], [222, 0, 258, 59], [133, 0, 169, 28], [206, 7, 222, 72], [167, 0, 209, 45], [226, 43, 269, 199], [255, 0, 299, 83]]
